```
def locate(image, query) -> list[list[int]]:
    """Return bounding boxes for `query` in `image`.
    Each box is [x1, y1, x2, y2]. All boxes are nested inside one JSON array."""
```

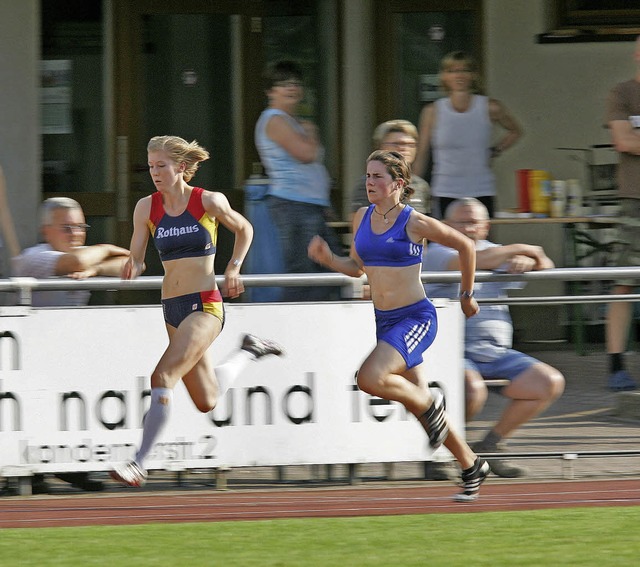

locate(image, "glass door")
[[41, 0, 112, 242], [113, 1, 332, 286], [114, 4, 243, 279], [372, 0, 482, 186], [374, 0, 483, 126], [140, 14, 236, 198]]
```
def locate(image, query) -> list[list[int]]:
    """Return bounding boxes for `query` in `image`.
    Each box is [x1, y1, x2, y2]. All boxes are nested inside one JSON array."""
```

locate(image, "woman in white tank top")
[[413, 51, 522, 219]]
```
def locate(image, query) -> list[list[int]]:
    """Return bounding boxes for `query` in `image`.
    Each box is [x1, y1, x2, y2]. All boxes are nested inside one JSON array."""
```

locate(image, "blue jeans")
[[266, 195, 341, 302]]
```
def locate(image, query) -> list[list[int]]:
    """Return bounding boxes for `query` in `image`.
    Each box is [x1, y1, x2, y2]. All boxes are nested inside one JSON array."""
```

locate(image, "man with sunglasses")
[[13, 197, 131, 306], [10, 197, 131, 493], [424, 198, 565, 479]]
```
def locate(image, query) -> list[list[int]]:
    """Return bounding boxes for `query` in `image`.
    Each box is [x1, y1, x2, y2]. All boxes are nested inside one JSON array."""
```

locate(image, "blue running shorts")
[[374, 298, 438, 369]]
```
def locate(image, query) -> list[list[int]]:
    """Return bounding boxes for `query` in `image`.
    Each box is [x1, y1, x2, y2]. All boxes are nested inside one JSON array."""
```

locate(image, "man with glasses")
[[10, 197, 131, 493], [13, 197, 130, 307], [423, 198, 565, 479]]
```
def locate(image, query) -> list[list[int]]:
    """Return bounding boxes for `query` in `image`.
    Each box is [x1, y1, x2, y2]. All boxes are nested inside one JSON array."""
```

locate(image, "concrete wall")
[[341, 0, 375, 216], [0, 0, 40, 273], [485, 0, 634, 210], [482, 0, 636, 340]]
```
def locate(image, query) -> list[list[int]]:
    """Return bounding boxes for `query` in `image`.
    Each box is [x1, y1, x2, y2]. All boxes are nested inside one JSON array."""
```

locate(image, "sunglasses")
[[451, 220, 486, 227], [274, 80, 303, 88], [58, 223, 90, 234], [382, 141, 417, 149]]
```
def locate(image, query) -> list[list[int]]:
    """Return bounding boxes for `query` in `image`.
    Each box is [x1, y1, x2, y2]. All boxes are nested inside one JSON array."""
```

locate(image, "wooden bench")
[[484, 378, 510, 390]]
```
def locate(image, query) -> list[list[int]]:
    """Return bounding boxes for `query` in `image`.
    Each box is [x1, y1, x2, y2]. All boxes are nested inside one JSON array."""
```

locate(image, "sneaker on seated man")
[[424, 460, 455, 481], [424, 198, 566, 478]]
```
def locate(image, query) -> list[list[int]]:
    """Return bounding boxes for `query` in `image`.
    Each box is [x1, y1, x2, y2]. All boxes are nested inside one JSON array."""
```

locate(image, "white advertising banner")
[[0, 300, 463, 475]]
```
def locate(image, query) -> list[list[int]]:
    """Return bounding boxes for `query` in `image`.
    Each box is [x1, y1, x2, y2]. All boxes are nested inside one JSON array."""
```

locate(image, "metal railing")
[[2, 266, 640, 306]]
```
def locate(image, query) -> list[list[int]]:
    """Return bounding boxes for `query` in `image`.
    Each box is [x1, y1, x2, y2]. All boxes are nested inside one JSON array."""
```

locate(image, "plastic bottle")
[[550, 180, 567, 217], [529, 170, 551, 216], [566, 179, 582, 217]]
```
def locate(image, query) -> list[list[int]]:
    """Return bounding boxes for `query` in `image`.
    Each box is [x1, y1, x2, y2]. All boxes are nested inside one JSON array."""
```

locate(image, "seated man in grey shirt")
[[423, 197, 565, 478], [13, 197, 131, 306], [11, 197, 133, 493]]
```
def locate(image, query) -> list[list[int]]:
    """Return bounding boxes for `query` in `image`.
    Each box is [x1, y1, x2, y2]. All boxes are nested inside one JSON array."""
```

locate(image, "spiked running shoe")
[[110, 461, 147, 488], [453, 458, 490, 503], [241, 334, 284, 359], [418, 394, 449, 450]]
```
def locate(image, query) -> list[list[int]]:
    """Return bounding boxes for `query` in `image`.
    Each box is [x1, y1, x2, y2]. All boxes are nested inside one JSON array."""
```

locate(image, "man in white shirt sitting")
[[423, 197, 565, 478]]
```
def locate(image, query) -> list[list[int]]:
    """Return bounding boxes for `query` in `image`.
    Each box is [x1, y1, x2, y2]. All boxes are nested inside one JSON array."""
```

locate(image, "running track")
[[1, 479, 638, 529]]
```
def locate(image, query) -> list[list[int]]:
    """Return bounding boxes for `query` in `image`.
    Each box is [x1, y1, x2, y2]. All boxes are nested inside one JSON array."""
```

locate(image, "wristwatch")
[[231, 259, 243, 268], [459, 290, 475, 299]]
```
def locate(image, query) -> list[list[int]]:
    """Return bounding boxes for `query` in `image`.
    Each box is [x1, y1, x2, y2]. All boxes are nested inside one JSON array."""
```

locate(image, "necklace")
[[373, 202, 401, 224]]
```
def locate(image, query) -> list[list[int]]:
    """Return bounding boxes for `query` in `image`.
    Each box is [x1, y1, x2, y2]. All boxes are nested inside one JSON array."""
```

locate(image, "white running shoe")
[[110, 461, 147, 487]]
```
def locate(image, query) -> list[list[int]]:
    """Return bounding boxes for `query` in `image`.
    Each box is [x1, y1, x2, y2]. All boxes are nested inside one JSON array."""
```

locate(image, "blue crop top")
[[354, 204, 423, 267], [147, 187, 218, 262]]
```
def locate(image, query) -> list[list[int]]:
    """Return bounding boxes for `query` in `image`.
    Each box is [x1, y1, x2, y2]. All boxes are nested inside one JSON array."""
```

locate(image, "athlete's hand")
[[460, 296, 479, 318], [121, 257, 143, 280], [222, 270, 245, 299], [308, 235, 331, 266]]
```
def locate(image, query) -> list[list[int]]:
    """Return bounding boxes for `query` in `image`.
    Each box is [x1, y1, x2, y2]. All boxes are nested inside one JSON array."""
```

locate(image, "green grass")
[[2, 507, 639, 566]]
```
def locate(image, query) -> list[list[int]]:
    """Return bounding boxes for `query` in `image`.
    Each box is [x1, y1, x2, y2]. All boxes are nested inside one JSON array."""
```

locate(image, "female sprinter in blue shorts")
[[308, 149, 488, 502], [111, 135, 282, 487]]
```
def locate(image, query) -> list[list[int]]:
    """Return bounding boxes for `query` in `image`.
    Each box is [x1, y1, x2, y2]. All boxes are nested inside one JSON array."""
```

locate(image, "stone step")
[[614, 391, 640, 421]]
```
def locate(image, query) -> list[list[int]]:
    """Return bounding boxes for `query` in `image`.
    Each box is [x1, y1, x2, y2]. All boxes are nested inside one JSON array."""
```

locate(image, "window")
[[556, 1, 640, 28]]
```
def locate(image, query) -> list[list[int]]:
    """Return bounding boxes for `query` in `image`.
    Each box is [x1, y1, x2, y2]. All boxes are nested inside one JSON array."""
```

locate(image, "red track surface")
[[1, 479, 638, 529]]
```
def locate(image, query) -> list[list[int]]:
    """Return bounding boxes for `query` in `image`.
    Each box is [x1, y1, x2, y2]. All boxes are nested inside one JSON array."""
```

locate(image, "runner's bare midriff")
[[161, 255, 217, 299], [366, 263, 426, 311]]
